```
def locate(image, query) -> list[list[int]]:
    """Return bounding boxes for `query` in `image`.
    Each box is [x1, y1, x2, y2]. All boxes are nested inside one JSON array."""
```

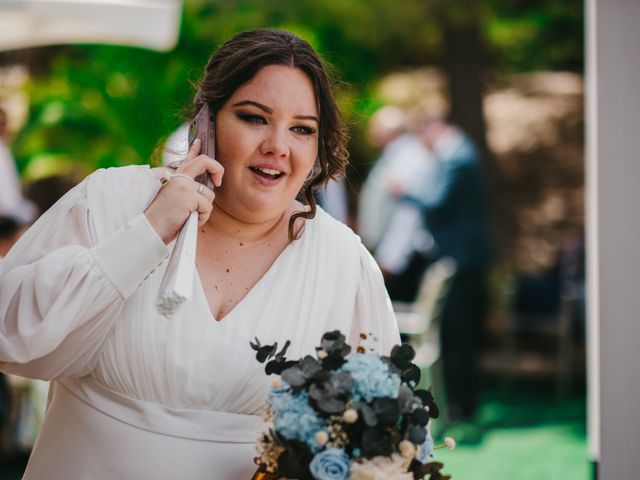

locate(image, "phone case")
[[156, 104, 215, 316], [189, 104, 216, 190]]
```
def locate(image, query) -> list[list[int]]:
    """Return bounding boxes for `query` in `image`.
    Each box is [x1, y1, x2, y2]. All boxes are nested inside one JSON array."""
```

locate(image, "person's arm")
[[374, 202, 424, 275], [403, 139, 476, 219], [0, 169, 169, 380], [349, 243, 401, 355]]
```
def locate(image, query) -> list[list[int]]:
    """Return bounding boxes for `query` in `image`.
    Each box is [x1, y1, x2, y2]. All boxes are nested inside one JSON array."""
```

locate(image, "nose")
[[259, 127, 290, 158]]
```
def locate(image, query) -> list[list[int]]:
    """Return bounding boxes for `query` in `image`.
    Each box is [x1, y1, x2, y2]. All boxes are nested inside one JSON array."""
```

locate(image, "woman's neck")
[[203, 203, 292, 247]]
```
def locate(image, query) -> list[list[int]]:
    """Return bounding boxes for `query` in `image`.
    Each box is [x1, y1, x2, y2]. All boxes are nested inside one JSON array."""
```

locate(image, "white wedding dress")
[[0, 165, 399, 479]]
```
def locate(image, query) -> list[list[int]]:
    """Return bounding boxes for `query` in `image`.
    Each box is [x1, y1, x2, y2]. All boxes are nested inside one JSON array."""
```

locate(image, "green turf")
[[431, 382, 590, 480]]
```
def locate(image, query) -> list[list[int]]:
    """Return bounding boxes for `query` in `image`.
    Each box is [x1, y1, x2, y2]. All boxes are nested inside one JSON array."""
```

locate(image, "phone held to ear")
[[189, 103, 216, 191], [156, 104, 216, 317]]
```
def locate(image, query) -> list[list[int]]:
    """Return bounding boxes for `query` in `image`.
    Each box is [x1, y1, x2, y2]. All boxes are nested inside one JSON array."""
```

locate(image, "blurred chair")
[[483, 268, 583, 397], [393, 257, 456, 422]]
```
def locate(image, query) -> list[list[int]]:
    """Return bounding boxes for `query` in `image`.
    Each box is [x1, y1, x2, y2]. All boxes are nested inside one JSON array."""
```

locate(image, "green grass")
[[432, 380, 590, 480]]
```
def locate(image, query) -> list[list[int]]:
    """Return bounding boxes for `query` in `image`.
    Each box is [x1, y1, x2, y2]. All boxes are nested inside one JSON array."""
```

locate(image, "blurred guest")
[[358, 106, 438, 301], [0, 107, 35, 257], [373, 136, 441, 302], [316, 177, 349, 224], [402, 116, 491, 420], [0, 107, 36, 227], [0, 110, 78, 455], [0, 108, 34, 456], [358, 106, 409, 249]]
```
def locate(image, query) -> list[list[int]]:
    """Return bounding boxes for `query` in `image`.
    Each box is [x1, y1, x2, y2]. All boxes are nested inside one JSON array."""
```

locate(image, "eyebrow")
[[232, 100, 319, 124]]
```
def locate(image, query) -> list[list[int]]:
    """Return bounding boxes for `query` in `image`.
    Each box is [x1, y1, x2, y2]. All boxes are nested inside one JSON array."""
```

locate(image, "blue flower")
[[268, 390, 327, 452], [417, 431, 434, 463], [309, 448, 351, 480], [339, 354, 401, 402]]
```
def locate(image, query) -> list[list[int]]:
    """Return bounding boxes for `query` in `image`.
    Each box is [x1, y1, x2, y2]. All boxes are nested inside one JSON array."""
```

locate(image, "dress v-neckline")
[[194, 217, 312, 323]]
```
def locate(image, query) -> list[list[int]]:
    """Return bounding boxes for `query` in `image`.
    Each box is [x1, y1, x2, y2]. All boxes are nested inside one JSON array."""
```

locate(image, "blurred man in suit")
[[403, 116, 492, 420]]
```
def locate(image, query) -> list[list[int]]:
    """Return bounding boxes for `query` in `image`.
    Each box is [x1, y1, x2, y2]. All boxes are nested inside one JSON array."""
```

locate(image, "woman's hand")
[[145, 139, 224, 244]]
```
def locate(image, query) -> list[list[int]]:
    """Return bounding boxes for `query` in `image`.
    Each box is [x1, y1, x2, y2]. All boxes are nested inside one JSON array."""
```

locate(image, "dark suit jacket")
[[404, 129, 491, 270]]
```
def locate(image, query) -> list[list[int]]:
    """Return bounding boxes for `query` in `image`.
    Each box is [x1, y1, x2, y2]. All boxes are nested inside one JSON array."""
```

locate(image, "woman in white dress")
[[0, 29, 399, 479]]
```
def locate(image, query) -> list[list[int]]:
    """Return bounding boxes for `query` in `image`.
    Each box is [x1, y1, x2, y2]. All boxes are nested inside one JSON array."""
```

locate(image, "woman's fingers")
[[144, 146, 221, 243], [179, 153, 224, 188], [197, 183, 215, 204], [205, 159, 225, 188], [184, 138, 202, 162], [144, 168, 218, 243], [170, 175, 215, 205], [195, 192, 214, 226], [173, 177, 214, 224]]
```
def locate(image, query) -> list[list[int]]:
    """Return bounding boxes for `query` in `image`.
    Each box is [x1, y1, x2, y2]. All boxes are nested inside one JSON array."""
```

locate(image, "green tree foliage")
[[10, 0, 582, 177], [486, 0, 583, 72]]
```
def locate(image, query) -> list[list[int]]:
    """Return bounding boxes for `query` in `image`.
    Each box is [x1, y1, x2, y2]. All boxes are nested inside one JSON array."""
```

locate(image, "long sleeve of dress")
[[349, 243, 401, 355], [0, 167, 169, 380]]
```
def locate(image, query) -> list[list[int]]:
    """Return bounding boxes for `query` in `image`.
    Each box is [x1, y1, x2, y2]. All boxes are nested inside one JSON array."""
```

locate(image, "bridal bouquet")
[[250, 331, 452, 480]]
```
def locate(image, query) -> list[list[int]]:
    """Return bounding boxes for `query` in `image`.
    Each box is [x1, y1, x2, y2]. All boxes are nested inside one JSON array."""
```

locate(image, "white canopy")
[[0, 0, 182, 52]]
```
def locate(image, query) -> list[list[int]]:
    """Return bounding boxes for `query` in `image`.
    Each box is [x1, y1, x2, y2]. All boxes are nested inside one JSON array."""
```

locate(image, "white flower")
[[398, 440, 415, 459], [444, 437, 456, 450], [343, 408, 358, 424], [349, 454, 413, 480], [397, 440, 416, 469], [315, 430, 329, 446]]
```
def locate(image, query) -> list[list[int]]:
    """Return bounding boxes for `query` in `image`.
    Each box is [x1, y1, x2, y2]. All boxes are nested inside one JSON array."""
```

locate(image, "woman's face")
[[213, 64, 319, 224]]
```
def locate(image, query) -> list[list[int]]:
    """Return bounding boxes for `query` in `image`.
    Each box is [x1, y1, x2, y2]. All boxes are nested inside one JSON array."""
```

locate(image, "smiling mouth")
[[249, 166, 285, 180]]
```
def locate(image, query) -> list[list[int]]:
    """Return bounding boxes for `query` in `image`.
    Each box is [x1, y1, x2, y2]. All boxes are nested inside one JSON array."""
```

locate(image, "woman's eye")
[[292, 125, 317, 136], [237, 113, 267, 125]]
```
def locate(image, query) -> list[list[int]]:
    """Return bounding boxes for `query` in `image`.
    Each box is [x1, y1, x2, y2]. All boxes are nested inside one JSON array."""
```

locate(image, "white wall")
[[587, 0, 640, 477]]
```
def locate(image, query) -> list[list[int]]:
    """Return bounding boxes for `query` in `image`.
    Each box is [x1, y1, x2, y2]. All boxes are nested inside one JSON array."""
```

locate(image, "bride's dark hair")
[[193, 29, 349, 239]]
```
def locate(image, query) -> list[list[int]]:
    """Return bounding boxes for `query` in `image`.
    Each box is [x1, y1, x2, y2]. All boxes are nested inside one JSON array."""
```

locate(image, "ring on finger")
[[197, 183, 205, 194], [160, 172, 193, 187]]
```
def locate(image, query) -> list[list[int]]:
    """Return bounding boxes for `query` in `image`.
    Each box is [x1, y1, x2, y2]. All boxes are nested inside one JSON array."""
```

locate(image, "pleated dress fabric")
[[0, 165, 399, 479]]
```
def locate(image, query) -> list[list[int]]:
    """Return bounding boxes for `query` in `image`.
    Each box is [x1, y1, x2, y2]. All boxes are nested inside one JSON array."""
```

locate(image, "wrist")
[[144, 210, 175, 244]]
